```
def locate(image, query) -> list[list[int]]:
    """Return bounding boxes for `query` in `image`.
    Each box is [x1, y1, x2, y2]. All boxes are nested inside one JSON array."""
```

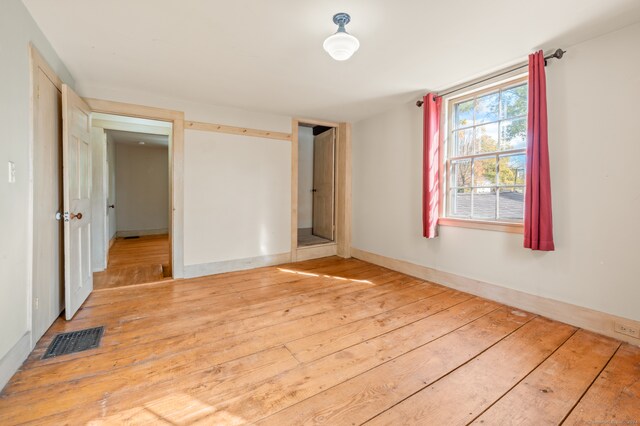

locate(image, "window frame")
[[438, 75, 528, 234]]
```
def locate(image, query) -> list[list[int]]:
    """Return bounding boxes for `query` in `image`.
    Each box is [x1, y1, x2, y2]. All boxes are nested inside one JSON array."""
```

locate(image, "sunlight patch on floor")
[[87, 392, 246, 425], [278, 268, 373, 285], [278, 268, 319, 277]]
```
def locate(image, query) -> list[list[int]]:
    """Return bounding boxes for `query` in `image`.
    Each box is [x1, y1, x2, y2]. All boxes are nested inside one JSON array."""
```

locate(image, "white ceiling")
[[108, 130, 169, 148], [23, 0, 640, 122]]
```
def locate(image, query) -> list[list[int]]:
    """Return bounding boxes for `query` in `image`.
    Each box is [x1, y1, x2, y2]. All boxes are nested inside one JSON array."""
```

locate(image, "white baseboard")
[[351, 247, 640, 346], [183, 252, 292, 279], [296, 243, 337, 261], [116, 228, 168, 238], [0, 332, 31, 392]]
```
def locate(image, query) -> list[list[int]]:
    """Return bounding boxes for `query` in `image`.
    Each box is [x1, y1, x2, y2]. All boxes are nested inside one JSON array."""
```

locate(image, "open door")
[[312, 128, 335, 240], [62, 84, 93, 320]]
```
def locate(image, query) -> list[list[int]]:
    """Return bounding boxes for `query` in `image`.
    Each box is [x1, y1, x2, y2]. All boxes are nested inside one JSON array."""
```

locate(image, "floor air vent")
[[42, 326, 105, 359]]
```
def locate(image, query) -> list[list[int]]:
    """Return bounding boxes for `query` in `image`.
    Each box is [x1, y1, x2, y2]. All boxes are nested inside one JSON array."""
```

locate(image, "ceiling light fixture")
[[323, 13, 360, 61]]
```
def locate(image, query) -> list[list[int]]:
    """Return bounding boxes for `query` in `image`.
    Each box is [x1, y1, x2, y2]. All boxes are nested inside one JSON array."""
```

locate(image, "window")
[[443, 77, 528, 228]]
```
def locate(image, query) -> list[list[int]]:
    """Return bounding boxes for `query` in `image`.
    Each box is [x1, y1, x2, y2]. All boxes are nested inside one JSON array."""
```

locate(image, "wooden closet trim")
[[184, 121, 291, 141]]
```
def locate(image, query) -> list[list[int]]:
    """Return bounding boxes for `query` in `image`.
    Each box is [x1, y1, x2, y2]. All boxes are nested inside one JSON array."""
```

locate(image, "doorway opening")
[[90, 113, 172, 290], [296, 123, 336, 248], [30, 58, 184, 324], [291, 118, 351, 262]]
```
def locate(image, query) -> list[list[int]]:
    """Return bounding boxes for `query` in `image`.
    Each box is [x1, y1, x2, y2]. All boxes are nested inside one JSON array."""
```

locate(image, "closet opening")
[[296, 123, 337, 248]]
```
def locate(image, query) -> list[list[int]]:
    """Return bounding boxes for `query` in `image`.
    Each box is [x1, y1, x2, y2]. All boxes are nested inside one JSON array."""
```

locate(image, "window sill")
[[438, 218, 524, 234]]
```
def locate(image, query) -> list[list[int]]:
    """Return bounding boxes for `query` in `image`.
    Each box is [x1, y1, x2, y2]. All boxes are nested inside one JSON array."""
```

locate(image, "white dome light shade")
[[323, 31, 360, 61], [324, 13, 359, 61]]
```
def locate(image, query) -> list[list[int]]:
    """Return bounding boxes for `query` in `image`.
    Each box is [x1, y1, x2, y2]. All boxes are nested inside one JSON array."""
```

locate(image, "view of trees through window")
[[447, 80, 528, 221]]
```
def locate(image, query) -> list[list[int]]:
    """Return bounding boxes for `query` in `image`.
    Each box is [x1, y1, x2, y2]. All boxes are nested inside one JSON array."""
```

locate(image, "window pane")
[[453, 128, 473, 156], [500, 117, 527, 150], [501, 84, 527, 119], [498, 154, 526, 186], [455, 99, 474, 128], [475, 92, 499, 124], [473, 156, 497, 187], [498, 187, 524, 220], [472, 187, 497, 219], [450, 188, 471, 217], [474, 122, 499, 154], [451, 159, 472, 187]]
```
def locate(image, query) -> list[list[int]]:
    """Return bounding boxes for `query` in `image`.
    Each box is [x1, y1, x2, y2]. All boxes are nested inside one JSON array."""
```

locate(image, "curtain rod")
[[416, 48, 566, 107]]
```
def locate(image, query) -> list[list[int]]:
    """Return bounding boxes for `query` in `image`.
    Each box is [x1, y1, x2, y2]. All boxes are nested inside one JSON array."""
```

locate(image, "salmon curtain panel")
[[524, 50, 555, 251], [422, 93, 442, 238]]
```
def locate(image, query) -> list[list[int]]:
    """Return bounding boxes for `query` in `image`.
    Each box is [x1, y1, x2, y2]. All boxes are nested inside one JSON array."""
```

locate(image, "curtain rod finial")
[[553, 48, 565, 59], [416, 100, 424, 107]]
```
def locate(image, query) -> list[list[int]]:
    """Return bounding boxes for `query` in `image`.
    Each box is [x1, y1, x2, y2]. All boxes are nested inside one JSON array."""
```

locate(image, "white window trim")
[[438, 74, 528, 233]]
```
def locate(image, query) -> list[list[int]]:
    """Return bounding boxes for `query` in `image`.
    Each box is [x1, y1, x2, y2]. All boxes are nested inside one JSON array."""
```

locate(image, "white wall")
[[106, 133, 117, 240], [79, 84, 293, 271], [183, 131, 291, 265], [115, 143, 169, 235], [0, 0, 74, 387], [297, 127, 314, 229], [352, 22, 640, 322]]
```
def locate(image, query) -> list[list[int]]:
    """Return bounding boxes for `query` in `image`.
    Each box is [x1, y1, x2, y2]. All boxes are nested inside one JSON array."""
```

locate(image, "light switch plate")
[[8, 161, 15, 183]]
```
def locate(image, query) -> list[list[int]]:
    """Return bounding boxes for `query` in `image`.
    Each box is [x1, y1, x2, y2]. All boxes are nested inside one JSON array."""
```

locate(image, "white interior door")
[[62, 84, 93, 320], [312, 128, 335, 240]]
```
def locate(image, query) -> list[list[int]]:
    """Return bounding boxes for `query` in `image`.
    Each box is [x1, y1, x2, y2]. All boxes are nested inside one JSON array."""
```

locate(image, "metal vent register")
[[42, 326, 105, 359]]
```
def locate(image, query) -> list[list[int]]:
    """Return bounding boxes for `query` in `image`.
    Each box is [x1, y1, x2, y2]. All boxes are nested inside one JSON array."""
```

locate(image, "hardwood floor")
[[0, 257, 638, 425], [93, 234, 171, 290]]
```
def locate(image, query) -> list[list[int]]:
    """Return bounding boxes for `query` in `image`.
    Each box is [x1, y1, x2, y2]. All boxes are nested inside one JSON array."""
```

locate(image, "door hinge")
[[35, 297, 39, 310], [36, 85, 40, 99], [63, 211, 70, 222]]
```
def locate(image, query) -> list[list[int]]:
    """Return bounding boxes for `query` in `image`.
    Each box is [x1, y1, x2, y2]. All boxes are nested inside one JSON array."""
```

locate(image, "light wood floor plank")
[[286, 289, 474, 362], [471, 329, 620, 425], [365, 317, 576, 425], [24, 263, 392, 364], [0, 257, 635, 425], [87, 257, 373, 307], [259, 307, 535, 426], [2, 282, 447, 423], [8, 275, 424, 393], [188, 298, 500, 424], [3, 347, 299, 425], [85, 259, 381, 311], [33, 266, 392, 353], [562, 343, 640, 425]]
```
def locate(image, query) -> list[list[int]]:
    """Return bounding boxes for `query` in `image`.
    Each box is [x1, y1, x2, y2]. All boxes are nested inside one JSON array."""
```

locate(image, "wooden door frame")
[[84, 98, 185, 279], [291, 118, 351, 262], [28, 45, 65, 346]]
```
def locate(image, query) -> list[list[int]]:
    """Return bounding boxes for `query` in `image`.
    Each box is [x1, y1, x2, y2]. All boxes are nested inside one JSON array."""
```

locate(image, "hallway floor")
[[93, 234, 171, 290]]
